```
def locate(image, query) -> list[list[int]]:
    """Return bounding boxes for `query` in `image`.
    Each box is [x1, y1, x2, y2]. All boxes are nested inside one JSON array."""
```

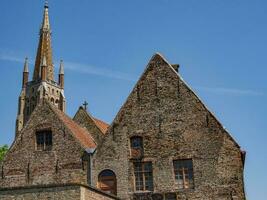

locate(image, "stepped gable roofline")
[[75, 106, 109, 135], [105, 52, 241, 149]]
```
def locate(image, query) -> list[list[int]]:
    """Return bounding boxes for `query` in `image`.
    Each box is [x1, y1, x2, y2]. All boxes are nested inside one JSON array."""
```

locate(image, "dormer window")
[[36, 130, 52, 151], [130, 136, 143, 159]]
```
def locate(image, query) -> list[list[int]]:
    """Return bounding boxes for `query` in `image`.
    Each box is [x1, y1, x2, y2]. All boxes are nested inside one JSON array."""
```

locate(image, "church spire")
[[42, 1, 50, 30], [15, 1, 66, 136], [33, 1, 54, 81]]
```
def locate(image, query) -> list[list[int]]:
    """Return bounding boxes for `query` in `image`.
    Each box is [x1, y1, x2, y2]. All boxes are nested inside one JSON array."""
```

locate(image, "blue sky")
[[0, 0, 266, 199]]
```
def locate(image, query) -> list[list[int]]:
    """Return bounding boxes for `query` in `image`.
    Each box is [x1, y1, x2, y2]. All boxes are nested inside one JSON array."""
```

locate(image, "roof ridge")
[[102, 53, 241, 149], [47, 101, 96, 149], [75, 107, 109, 135]]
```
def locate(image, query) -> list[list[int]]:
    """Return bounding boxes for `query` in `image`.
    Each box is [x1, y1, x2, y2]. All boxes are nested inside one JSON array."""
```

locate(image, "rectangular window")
[[173, 159, 194, 189], [36, 130, 52, 151], [130, 136, 143, 159], [134, 162, 153, 191]]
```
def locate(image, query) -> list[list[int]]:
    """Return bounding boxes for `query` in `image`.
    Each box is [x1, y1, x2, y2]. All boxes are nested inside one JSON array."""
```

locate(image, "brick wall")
[[92, 54, 245, 200], [0, 102, 88, 188], [0, 184, 118, 200]]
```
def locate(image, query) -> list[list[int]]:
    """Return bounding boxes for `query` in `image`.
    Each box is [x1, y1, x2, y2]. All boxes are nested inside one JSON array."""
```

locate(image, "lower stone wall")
[[0, 183, 118, 200]]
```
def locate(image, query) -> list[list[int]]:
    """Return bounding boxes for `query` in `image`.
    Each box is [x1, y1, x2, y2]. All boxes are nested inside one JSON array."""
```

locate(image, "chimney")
[[171, 64, 180, 73]]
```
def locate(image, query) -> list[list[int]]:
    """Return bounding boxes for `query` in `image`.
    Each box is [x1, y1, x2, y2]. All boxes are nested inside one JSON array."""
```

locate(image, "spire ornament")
[[58, 60, 65, 88], [83, 101, 89, 111], [33, 1, 54, 81], [22, 57, 29, 88], [23, 57, 29, 73], [44, 0, 49, 9], [59, 60, 64, 75]]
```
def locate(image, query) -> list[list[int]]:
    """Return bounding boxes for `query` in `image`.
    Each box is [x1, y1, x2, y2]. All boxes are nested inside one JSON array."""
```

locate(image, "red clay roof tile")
[[93, 118, 109, 134], [52, 106, 96, 149]]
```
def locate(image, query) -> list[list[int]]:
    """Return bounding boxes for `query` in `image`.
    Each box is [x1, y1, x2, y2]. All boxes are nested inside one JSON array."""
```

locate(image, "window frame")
[[173, 159, 194, 190], [133, 161, 153, 192], [130, 136, 143, 159], [35, 129, 53, 151], [98, 169, 117, 195]]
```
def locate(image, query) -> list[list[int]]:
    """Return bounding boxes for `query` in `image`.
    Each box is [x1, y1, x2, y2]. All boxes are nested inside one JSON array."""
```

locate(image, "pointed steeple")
[[42, 0, 50, 30], [22, 57, 29, 88], [59, 60, 64, 75], [59, 60, 64, 88], [33, 1, 54, 81], [15, 1, 67, 137], [23, 57, 29, 73]]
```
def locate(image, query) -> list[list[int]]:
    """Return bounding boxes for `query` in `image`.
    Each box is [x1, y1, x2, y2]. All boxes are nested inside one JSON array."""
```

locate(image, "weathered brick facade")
[[1, 101, 91, 188], [0, 184, 118, 200], [91, 54, 246, 200], [0, 2, 246, 200]]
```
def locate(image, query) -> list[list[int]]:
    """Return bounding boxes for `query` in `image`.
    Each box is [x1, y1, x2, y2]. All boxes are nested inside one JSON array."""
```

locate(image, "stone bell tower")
[[16, 2, 66, 136]]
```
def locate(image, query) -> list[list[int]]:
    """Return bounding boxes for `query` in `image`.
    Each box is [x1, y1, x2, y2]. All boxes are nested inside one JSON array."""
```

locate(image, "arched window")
[[51, 98, 54, 104], [130, 136, 143, 159], [98, 170, 117, 195]]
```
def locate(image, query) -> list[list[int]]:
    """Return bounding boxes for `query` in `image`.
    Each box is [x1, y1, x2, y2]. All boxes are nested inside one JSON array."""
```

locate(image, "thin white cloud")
[[0, 54, 24, 63], [62, 61, 135, 81], [0, 51, 264, 96], [0, 52, 134, 81], [196, 86, 264, 96]]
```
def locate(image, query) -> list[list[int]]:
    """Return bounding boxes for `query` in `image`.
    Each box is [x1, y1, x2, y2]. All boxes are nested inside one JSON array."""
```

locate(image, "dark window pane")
[[131, 137, 142, 148], [173, 159, 194, 189], [45, 132, 52, 148], [36, 130, 52, 151], [134, 162, 153, 191]]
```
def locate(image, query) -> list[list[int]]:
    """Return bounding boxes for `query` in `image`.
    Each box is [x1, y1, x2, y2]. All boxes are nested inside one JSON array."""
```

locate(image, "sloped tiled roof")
[[93, 118, 109, 134], [51, 105, 96, 149], [74, 106, 109, 135]]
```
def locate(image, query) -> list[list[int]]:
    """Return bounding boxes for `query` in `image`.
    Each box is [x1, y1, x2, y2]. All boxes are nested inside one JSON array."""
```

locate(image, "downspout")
[[85, 148, 96, 186]]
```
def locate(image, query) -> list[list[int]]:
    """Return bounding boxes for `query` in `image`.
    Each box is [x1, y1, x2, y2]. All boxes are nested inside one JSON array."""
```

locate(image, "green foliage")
[[0, 145, 8, 162]]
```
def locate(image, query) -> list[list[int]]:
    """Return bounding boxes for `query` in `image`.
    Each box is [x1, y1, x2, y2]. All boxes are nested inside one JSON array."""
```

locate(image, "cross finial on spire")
[[44, 0, 49, 8], [83, 101, 89, 111], [42, 0, 50, 30]]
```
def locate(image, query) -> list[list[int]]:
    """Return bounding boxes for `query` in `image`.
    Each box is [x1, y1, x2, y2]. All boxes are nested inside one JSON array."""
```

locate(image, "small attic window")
[[36, 130, 52, 151], [130, 136, 143, 159]]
